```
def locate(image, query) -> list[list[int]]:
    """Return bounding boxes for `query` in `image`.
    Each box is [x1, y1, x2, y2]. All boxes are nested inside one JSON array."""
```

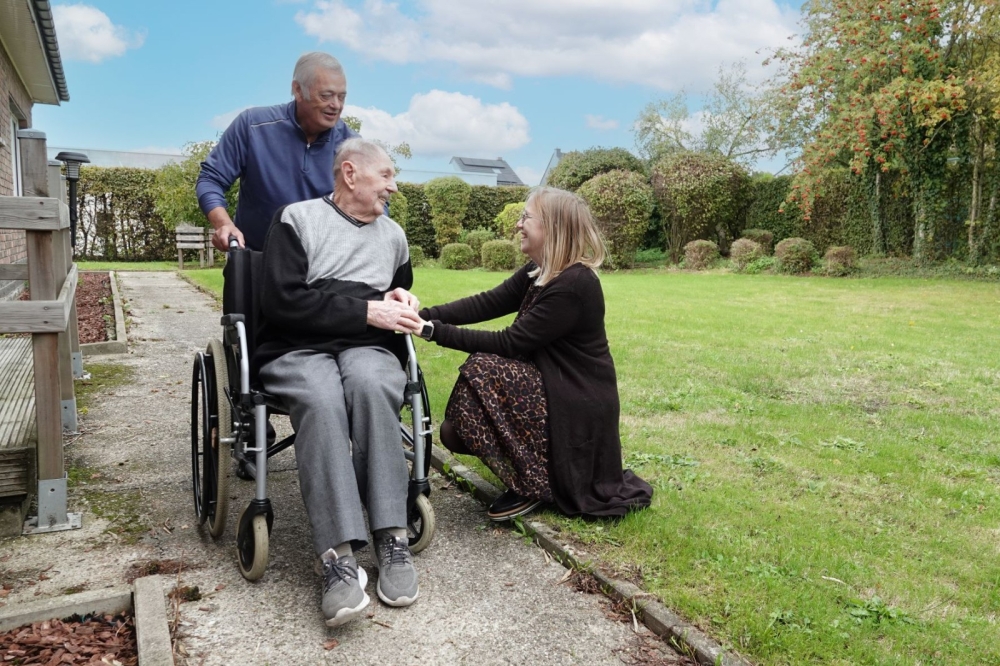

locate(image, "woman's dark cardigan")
[[420, 262, 652, 518]]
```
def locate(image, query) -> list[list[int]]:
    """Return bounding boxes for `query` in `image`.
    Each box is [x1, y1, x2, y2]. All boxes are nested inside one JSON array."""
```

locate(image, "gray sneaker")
[[374, 534, 419, 607], [321, 555, 370, 627]]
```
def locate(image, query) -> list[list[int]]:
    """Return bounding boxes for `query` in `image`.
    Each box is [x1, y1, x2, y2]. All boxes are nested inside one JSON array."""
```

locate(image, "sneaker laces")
[[378, 536, 411, 568], [323, 557, 360, 592]]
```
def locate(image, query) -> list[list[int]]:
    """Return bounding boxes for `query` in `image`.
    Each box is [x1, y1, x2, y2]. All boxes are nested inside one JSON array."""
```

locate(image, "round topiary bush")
[[424, 177, 472, 247], [774, 237, 816, 274], [577, 169, 654, 270], [824, 245, 857, 276], [494, 202, 525, 240], [481, 239, 519, 271], [547, 147, 647, 192], [730, 238, 764, 271], [741, 228, 773, 254], [440, 243, 476, 270], [389, 190, 408, 230], [408, 245, 425, 267], [651, 152, 750, 263], [684, 239, 719, 270], [464, 229, 496, 263]]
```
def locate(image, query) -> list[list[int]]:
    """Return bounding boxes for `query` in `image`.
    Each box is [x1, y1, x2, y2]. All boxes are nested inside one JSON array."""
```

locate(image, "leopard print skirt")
[[445, 352, 553, 502]]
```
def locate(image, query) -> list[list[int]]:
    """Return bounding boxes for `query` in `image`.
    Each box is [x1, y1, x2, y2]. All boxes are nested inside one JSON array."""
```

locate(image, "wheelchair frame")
[[190, 245, 435, 581]]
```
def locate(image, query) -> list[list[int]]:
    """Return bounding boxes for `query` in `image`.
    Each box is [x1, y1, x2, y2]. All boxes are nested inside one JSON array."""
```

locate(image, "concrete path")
[[0, 271, 686, 665]]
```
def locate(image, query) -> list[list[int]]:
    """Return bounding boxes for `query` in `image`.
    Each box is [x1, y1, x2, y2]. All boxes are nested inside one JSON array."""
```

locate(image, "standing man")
[[197, 52, 358, 251]]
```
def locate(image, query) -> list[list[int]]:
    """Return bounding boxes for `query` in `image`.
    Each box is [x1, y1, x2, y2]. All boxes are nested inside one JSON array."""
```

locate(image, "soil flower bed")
[[17, 272, 114, 344], [0, 613, 137, 665]]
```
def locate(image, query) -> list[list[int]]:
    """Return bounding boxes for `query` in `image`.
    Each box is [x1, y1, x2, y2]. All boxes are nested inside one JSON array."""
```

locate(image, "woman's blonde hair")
[[526, 186, 606, 286]]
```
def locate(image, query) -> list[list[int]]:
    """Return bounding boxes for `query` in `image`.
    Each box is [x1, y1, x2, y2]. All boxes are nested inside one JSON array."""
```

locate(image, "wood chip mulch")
[[0, 613, 137, 665], [17, 272, 113, 344]]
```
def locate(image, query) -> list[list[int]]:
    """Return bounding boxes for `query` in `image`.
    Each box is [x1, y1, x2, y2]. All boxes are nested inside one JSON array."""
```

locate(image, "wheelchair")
[[190, 240, 435, 581]]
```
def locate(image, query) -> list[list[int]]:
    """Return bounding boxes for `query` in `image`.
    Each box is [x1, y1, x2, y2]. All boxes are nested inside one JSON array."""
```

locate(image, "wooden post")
[[17, 130, 48, 198], [52, 229, 77, 432]]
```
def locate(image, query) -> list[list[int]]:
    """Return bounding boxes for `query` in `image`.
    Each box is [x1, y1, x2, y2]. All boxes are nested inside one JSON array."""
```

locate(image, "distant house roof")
[[541, 148, 563, 186], [450, 156, 524, 186], [47, 147, 183, 169], [0, 0, 69, 104]]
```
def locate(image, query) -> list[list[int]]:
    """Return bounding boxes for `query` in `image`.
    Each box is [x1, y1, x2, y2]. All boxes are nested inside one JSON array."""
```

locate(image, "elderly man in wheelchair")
[[253, 137, 421, 626]]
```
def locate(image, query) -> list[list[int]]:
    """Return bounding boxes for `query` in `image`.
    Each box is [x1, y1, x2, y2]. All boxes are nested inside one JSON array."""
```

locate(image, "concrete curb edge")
[[80, 270, 127, 356], [133, 575, 174, 666], [429, 445, 753, 666]]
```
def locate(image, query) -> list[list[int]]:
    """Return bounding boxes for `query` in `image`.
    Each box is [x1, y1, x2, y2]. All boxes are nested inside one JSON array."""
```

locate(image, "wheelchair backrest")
[[223, 247, 266, 380]]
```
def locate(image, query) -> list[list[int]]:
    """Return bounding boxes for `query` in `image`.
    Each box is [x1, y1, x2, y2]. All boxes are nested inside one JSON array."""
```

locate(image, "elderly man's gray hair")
[[293, 52, 344, 99], [334, 138, 390, 179]]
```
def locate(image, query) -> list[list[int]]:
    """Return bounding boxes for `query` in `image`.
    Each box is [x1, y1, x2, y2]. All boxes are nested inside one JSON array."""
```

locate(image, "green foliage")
[[494, 202, 526, 240], [683, 239, 720, 270], [744, 255, 777, 274], [481, 239, 519, 271], [577, 169, 654, 269], [424, 177, 472, 246], [730, 238, 765, 270], [409, 245, 426, 267], [464, 186, 529, 233], [547, 147, 646, 192], [439, 243, 476, 270], [741, 228, 775, 254], [397, 182, 437, 257], [774, 237, 817, 274], [389, 190, 409, 230], [824, 245, 858, 276], [464, 229, 496, 263], [77, 166, 172, 261], [746, 176, 802, 243], [153, 141, 237, 230], [652, 152, 751, 262]]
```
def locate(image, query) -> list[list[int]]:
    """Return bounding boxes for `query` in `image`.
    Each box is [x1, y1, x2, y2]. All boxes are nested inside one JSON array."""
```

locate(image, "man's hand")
[[384, 288, 419, 312], [207, 207, 244, 252], [367, 300, 421, 333]]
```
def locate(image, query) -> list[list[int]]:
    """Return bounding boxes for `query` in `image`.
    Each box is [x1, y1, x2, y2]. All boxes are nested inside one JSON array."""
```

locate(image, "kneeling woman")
[[414, 187, 652, 521]]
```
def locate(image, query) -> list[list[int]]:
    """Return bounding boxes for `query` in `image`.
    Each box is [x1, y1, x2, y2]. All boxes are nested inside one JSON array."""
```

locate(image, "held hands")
[[384, 288, 420, 312], [367, 298, 422, 334]]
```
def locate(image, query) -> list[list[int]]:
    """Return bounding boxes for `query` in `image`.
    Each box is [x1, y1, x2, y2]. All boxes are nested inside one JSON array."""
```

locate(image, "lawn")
[[134, 263, 1000, 664]]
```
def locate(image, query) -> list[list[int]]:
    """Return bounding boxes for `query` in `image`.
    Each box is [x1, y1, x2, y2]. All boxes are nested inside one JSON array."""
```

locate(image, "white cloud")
[[210, 107, 251, 131], [585, 115, 619, 131], [294, 0, 798, 91], [53, 4, 144, 63], [345, 90, 529, 156], [513, 165, 543, 186]]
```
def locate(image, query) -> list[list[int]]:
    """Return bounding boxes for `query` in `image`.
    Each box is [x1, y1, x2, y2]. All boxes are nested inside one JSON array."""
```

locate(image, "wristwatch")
[[419, 321, 434, 341]]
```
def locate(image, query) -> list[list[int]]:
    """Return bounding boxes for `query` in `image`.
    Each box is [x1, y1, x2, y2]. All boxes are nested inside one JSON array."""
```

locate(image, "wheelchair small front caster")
[[237, 503, 270, 581], [407, 494, 435, 554]]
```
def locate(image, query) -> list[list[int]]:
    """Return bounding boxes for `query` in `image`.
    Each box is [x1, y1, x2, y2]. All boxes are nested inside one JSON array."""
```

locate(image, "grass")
[[77, 261, 179, 272], [126, 262, 1000, 664]]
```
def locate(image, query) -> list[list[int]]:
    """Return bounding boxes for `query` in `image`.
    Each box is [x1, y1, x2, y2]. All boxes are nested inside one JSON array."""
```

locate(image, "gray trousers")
[[259, 347, 408, 555]]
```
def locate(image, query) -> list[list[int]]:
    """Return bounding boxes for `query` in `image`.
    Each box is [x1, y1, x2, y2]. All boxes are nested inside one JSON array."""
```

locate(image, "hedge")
[[397, 182, 437, 258], [464, 185, 529, 232], [425, 177, 471, 246], [547, 147, 646, 192], [77, 166, 173, 261]]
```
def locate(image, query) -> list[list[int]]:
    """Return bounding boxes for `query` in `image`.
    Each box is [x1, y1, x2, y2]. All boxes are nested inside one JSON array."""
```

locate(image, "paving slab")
[[0, 271, 688, 665]]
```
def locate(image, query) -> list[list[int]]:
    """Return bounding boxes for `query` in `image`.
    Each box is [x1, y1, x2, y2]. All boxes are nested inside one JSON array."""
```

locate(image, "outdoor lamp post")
[[54, 151, 90, 249]]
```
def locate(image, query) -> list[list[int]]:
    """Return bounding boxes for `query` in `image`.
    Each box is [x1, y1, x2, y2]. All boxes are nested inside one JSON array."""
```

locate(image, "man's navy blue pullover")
[[196, 101, 358, 251]]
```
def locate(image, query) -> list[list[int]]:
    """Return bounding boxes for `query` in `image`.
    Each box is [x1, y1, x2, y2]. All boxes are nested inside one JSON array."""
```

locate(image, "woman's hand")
[[384, 288, 420, 312]]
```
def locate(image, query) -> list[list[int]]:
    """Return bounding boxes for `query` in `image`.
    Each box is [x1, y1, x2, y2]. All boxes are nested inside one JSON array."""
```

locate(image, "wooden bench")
[[0, 336, 35, 501], [175, 224, 213, 269]]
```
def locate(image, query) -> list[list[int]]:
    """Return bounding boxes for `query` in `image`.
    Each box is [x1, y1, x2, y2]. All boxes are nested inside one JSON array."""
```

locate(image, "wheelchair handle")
[[228, 236, 240, 251]]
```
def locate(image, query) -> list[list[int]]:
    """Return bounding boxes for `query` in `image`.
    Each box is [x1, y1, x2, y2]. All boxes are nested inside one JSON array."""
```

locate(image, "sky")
[[33, 0, 804, 185]]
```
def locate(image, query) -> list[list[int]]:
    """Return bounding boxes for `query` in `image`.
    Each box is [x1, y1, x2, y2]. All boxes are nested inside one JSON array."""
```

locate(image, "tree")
[[344, 115, 412, 174], [768, 0, 967, 259], [633, 62, 772, 165], [577, 170, 654, 269], [546, 147, 646, 191], [153, 141, 237, 230], [424, 176, 472, 246]]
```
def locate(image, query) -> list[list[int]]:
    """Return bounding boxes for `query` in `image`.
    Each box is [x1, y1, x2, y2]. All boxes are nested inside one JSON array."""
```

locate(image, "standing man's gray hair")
[[335, 138, 389, 179], [293, 52, 345, 99]]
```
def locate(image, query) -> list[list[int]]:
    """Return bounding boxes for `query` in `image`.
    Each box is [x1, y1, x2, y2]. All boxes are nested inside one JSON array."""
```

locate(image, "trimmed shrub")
[[424, 177, 472, 246], [577, 169, 654, 269], [389, 190, 409, 230], [684, 240, 719, 270], [465, 229, 496, 262], [730, 238, 765, 271], [79, 166, 172, 261], [494, 202, 526, 240], [652, 152, 750, 263], [465, 186, 529, 233], [547, 147, 647, 192], [440, 243, 476, 270], [408, 245, 426, 267], [824, 245, 857, 276], [741, 228, 774, 254], [397, 182, 436, 257], [774, 237, 816, 274], [481, 239, 519, 271]]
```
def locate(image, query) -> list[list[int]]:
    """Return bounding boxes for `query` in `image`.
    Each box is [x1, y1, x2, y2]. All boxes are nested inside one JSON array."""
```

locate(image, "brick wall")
[[0, 43, 33, 300]]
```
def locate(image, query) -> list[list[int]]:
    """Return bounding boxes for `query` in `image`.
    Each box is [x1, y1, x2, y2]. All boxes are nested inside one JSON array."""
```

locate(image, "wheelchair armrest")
[[221, 314, 245, 326]]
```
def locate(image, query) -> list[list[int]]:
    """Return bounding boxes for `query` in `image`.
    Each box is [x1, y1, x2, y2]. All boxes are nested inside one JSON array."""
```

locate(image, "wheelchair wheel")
[[206, 339, 231, 538], [190, 352, 216, 526], [237, 504, 269, 581], [407, 493, 435, 554]]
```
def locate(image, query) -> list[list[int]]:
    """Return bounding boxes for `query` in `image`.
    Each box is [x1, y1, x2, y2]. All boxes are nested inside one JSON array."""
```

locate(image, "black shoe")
[[487, 489, 542, 522]]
